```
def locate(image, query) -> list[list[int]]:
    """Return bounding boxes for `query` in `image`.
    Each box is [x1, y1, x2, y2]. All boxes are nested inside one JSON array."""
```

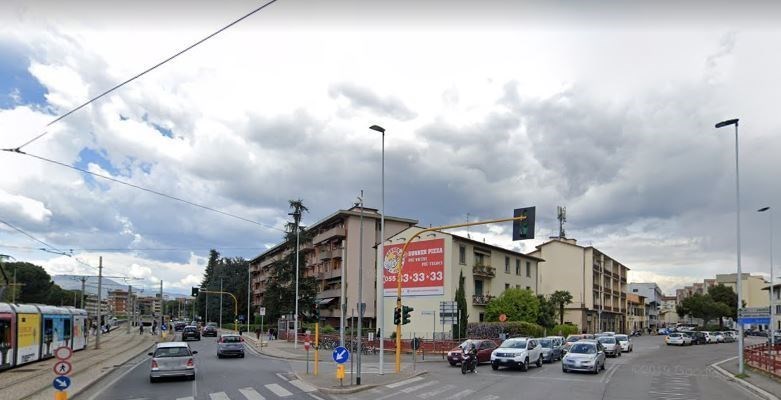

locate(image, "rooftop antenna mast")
[[557, 206, 567, 239], [466, 213, 471, 239]]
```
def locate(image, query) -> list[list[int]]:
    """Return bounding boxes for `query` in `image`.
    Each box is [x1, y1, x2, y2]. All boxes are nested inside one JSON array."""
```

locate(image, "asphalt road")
[[340, 335, 766, 400], [77, 332, 327, 400]]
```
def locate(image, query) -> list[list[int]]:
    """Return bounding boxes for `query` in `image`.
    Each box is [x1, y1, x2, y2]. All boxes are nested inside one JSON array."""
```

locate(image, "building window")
[[515, 260, 521, 275], [459, 246, 466, 264], [516, 285, 520, 289], [479, 312, 485, 322], [474, 280, 484, 296], [776, 305, 781, 314], [505, 283, 510, 290], [632, 289, 638, 293], [526, 286, 531, 291], [475, 253, 485, 266], [526, 261, 531, 277], [505, 257, 510, 274]]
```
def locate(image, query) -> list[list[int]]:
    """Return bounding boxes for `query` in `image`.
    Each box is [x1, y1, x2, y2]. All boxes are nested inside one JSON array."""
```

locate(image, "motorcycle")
[[461, 350, 477, 374]]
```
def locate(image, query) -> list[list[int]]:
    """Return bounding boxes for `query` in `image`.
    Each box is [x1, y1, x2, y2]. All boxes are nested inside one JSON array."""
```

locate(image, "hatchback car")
[[614, 334, 632, 352], [562, 341, 605, 374], [562, 335, 584, 354], [217, 334, 245, 358], [490, 337, 543, 371], [174, 322, 187, 332], [148, 342, 197, 382], [537, 337, 562, 362], [447, 339, 496, 366], [690, 331, 709, 345], [203, 324, 219, 337], [665, 333, 691, 346], [597, 336, 621, 357], [181, 325, 201, 341]]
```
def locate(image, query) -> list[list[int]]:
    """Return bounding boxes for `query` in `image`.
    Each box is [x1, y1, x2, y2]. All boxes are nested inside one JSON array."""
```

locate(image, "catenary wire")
[[0, 218, 74, 258], [10, 0, 281, 151]]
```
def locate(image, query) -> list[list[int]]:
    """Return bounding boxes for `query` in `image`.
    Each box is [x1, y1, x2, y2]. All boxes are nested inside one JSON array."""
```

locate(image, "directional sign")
[[54, 346, 73, 360], [53, 361, 72, 376], [53, 376, 71, 391], [739, 317, 771, 325], [332, 346, 349, 364], [739, 307, 771, 317]]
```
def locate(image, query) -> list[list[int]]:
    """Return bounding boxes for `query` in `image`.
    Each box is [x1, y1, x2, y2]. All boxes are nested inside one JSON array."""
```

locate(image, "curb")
[[710, 357, 781, 400], [295, 370, 429, 395]]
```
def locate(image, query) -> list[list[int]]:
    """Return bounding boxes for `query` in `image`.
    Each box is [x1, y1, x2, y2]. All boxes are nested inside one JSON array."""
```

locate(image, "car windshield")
[[598, 337, 615, 344], [566, 336, 581, 342], [539, 339, 552, 348], [154, 346, 191, 358], [569, 343, 596, 354], [221, 336, 241, 343], [500, 339, 527, 349], [458, 340, 476, 349], [669, 333, 680, 337], [184, 327, 197, 332], [615, 335, 628, 341]]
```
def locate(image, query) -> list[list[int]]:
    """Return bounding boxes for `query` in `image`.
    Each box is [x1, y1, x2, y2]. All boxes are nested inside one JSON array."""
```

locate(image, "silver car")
[[562, 341, 606, 374], [597, 336, 621, 357], [614, 334, 633, 352], [217, 334, 245, 358], [148, 342, 197, 382]]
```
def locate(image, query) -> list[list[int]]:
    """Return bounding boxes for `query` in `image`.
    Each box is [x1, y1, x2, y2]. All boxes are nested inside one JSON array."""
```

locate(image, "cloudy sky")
[[1, 0, 780, 295]]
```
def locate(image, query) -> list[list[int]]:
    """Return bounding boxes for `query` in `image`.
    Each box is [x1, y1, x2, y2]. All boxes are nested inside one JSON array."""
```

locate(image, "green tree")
[[485, 288, 540, 323], [708, 284, 738, 323], [536, 294, 556, 329], [681, 293, 732, 327], [1, 261, 74, 306], [453, 270, 468, 339], [550, 290, 574, 325], [197, 250, 253, 325]]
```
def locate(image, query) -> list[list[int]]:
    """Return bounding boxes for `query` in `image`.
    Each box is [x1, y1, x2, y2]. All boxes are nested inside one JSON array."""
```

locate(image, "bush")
[[320, 325, 336, 334], [467, 321, 545, 339], [551, 324, 579, 337]]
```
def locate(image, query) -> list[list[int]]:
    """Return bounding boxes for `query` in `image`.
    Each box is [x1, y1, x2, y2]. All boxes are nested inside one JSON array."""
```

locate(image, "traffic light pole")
[[199, 290, 239, 332], [392, 215, 527, 373]]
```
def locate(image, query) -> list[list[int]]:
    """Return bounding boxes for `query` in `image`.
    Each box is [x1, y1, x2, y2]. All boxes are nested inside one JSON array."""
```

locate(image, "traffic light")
[[393, 306, 401, 325], [191, 287, 199, 297], [402, 306, 413, 325], [512, 206, 536, 240], [312, 302, 320, 319]]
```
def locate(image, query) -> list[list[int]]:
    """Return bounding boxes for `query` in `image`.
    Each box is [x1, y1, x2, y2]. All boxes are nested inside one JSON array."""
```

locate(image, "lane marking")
[[275, 372, 289, 381], [400, 380, 438, 393], [386, 376, 424, 388], [176, 397, 194, 400], [289, 379, 317, 392], [86, 355, 151, 400], [239, 387, 266, 400], [418, 384, 456, 399], [308, 394, 326, 400], [446, 389, 476, 400], [265, 383, 293, 397], [209, 392, 230, 400], [478, 396, 500, 400]]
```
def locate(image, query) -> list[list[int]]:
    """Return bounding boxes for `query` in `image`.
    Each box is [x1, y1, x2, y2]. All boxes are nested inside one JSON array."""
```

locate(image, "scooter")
[[461, 350, 477, 374]]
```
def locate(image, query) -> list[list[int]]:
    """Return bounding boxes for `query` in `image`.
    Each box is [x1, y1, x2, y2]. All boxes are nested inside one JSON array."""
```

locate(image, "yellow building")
[[380, 226, 542, 339], [715, 273, 770, 308]]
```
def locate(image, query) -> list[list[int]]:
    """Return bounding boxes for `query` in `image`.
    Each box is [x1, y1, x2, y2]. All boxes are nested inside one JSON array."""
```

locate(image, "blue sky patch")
[[0, 41, 48, 109], [74, 148, 120, 188], [151, 122, 173, 138]]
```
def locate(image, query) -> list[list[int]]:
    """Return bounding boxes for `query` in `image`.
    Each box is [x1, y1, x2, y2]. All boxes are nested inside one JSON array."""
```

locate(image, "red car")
[[447, 339, 497, 366]]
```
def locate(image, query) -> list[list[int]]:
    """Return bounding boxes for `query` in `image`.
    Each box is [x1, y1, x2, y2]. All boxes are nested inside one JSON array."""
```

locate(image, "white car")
[[712, 332, 725, 343], [665, 333, 692, 346], [597, 336, 621, 357], [490, 337, 543, 371], [614, 334, 633, 352]]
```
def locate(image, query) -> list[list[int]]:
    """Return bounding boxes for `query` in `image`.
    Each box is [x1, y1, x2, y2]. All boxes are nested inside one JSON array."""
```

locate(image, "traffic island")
[[711, 357, 781, 400]]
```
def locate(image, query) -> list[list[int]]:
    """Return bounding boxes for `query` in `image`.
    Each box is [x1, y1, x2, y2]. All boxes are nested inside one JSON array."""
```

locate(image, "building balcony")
[[317, 269, 342, 281], [593, 283, 601, 291], [319, 250, 333, 260], [603, 306, 613, 312], [472, 294, 495, 305], [313, 226, 346, 244], [472, 265, 496, 278], [318, 288, 342, 298]]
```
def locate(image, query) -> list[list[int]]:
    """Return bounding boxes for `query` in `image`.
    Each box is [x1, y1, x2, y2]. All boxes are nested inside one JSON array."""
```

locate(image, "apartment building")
[[250, 205, 416, 328], [715, 273, 770, 308], [659, 295, 678, 327], [629, 283, 664, 330], [626, 293, 646, 332], [108, 289, 129, 317], [764, 283, 781, 330], [530, 238, 629, 334], [380, 226, 541, 339]]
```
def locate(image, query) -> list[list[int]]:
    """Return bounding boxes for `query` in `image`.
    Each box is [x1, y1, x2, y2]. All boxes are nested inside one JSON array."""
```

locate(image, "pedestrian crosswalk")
[[360, 377, 500, 400], [172, 378, 320, 400]]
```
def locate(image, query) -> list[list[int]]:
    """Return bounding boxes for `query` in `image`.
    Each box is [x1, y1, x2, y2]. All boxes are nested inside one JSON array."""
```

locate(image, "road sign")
[[332, 346, 349, 364], [52, 376, 71, 391], [739, 307, 771, 317], [499, 314, 507, 322], [53, 361, 72, 376], [421, 311, 435, 316], [304, 341, 310, 351], [54, 346, 72, 360], [738, 317, 771, 325]]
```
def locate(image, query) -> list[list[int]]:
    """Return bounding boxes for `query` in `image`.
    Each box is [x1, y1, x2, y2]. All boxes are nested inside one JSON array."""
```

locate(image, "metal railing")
[[745, 343, 781, 377], [472, 294, 495, 305]]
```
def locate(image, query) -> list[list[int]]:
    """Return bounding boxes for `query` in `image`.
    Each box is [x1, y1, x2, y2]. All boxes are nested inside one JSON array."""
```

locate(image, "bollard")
[[55, 391, 68, 400]]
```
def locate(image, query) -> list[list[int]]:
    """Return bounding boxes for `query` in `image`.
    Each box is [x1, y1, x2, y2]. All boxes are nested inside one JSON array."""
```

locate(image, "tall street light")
[[758, 206, 774, 349], [290, 208, 302, 349], [369, 124, 386, 374], [715, 118, 744, 374]]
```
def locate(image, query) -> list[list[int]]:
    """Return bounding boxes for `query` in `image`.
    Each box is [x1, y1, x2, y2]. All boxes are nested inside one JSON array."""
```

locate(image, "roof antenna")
[[557, 206, 567, 239], [466, 213, 471, 239]]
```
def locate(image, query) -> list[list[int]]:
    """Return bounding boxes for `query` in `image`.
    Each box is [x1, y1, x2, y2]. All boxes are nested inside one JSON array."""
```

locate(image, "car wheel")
[[491, 362, 498, 370], [218, 354, 222, 359], [240, 353, 245, 358], [449, 362, 457, 367], [521, 358, 529, 372], [536, 355, 543, 367], [149, 376, 157, 383], [562, 367, 568, 373], [601, 361, 605, 371], [593, 364, 599, 374], [189, 375, 196, 381]]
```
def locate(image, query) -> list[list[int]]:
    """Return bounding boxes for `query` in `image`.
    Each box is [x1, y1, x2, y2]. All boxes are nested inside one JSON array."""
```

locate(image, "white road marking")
[[265, 383, 293, 397], [385, 376, 424, 388], [176, 397, 194, 400], [86, 355, 151, 400], [308, 394, 326, 400], [478, 396, 500, 400], [289, 379, 317, 392], [275, 373, 289, 381], [401, 380, 438, 393], [446, 389, 476, 400], [417, 384, 455, 398], [239, 387, 265, 400], [209, 392, 231, 400]]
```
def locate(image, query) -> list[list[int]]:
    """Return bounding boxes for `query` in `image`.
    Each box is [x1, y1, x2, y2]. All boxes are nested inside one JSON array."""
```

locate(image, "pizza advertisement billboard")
[[383, 238, 445, 297]]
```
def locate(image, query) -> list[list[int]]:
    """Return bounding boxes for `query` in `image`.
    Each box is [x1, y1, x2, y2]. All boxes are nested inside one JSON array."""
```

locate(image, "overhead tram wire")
[[0, 218, 83, 262], [6, 151, 284, 233], [7, 0, 281, 152], [0, 245, 266, 252]]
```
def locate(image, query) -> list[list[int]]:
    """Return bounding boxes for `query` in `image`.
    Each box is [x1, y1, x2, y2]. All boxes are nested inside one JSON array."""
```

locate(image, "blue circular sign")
[[332, 346, 349, 364], [53, 376, 71, 391]]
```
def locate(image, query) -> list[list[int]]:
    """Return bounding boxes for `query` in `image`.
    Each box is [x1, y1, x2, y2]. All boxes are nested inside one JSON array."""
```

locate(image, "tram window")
[[63, 320, 72, 340], [0, 320, 10, 347]]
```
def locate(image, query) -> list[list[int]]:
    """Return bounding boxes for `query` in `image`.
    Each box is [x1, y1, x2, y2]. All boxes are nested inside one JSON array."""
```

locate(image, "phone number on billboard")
[[384, 272, 443, 283]]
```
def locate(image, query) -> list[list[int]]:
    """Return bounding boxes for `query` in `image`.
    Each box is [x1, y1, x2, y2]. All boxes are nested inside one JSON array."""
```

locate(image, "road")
[[340, 335, 764, 400], [77, 332, 326, 400]]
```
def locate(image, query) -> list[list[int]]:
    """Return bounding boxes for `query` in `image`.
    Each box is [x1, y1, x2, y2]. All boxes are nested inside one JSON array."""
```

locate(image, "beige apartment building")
[[380, 226, 541, 339], [716, 273, 770, 308], [626, 293, 646, 332], [530, 238, 629, 334], [249, 206, 416, 328], [659, 295, 679, 327]]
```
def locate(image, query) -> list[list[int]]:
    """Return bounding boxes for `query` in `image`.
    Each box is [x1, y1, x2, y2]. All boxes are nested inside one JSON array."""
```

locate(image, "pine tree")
[[453, 270, 468, 339]]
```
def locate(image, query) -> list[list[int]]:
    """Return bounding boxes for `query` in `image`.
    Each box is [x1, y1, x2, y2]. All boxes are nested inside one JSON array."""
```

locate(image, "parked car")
[[658, 328, 670, 335], [217, 334, 245, 358], [722, 331, 736, 343], [202, 324, 219, 337], [767, 331, 781, 345], [614, 334, 632, 352], [148, 342, 197, 382], [537, 337, 563, 363], [602, 331, 616, 336], [174, 322, 187, 332], [665, 333, 692, 346], [490, 337, 543, 371], [562, 335, 584, 354], [447, 339, 497, 366], [562, 340, 606, 374], [711, 332, 725, 343], [181, 325, 201, 341], [597, 336, 622, 357]]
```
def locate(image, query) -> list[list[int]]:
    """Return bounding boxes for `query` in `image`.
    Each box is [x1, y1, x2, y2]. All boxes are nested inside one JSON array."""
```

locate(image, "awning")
[[317, 297, 338, 305]]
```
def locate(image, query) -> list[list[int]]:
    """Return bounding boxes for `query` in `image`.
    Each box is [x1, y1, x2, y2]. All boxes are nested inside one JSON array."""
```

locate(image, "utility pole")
[[80, 276, 86, 309], [219, 278, 223, 329], [340, 239, 346, 347], [96, 257, 103, 349], [127, 285, 132, 334], [159, 280, 163, 336], [357, 191, 364, 385], [247, 265, 251, 334]]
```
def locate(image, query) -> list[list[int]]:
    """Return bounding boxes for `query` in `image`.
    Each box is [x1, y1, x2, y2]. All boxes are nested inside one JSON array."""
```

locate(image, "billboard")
[[383, 238, 445, 297], [16, 313, 40, 365]]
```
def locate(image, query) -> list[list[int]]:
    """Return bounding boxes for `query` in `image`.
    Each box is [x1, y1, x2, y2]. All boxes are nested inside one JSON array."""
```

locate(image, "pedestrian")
[[139, 324, 144, 335], [152, 320, 158, 335], [255, 327, 261, 340]]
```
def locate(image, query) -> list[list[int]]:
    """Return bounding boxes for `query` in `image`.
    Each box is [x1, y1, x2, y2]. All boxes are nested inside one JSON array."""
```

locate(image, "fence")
[[744, 343, 781, 378]]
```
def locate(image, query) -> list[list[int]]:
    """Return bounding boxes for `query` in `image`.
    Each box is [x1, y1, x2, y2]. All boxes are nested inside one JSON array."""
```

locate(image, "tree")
[[485, 288, 540, 323], [681, 293, 732, 327], [1, 262, 75, 306], [454, 270, 468, 339], [708, 284, 738, 323], [550, 290, 574, 325], [536, 295, 556, 329], [197, 250, 253, 325]]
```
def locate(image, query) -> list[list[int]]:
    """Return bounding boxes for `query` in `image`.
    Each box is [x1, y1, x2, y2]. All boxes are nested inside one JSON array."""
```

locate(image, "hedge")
[[466, 321, 545, 339], [551, 324, 580, 336]]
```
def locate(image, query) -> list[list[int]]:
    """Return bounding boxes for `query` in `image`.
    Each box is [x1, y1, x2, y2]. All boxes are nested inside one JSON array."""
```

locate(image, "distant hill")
[[52, 275, 189, 299]]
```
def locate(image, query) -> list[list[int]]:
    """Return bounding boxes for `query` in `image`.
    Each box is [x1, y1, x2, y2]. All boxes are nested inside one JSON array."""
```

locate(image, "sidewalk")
[[241, 333, 431, 394], [713, 357, 781, 400], [0, 328, 167, 400]]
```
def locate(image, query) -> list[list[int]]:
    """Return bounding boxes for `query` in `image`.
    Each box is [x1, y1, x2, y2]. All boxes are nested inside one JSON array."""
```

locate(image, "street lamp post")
[[290, 209, 302, 349], [357, 191, 365, 385], [715, 118, 744, 374], [758, 206, 774, 350], [369, 124, 386, 374]]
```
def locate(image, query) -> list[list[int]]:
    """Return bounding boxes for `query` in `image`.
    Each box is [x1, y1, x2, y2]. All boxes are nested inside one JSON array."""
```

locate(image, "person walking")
[[152, 320, 158, 335], [139, 323, 144, 335]]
